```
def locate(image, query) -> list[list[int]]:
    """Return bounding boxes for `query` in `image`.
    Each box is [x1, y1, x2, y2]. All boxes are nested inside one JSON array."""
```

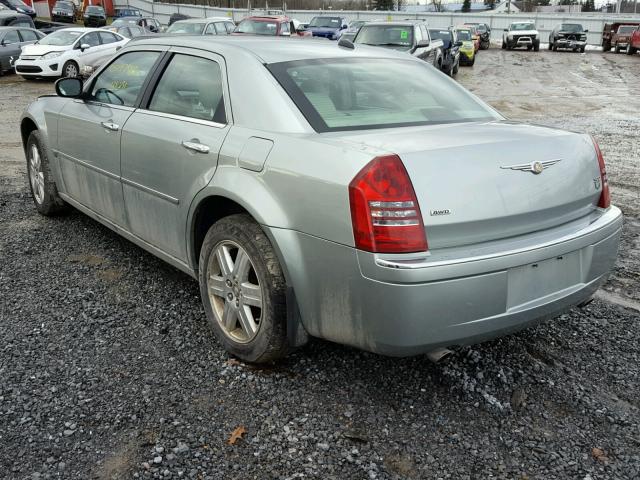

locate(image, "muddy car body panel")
[[21, 37, 623, 357]]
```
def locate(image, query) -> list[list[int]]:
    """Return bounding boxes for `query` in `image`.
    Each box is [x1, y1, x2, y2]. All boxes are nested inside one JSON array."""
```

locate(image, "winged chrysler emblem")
[[500, 159, 562, 175]]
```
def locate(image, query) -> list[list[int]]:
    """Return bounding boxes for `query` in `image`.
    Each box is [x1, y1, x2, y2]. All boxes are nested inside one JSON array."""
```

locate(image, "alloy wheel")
[[29, 144, 45, 204], [64, 63, 78, 77], [207, 241, 263, 343]]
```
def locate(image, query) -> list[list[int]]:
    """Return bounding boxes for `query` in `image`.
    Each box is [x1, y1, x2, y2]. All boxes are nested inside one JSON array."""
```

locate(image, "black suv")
[[51, 1, 75, 23], [83, 5, 106, 27], [548, 23, 588, 53], [429, 28, 461, 76]]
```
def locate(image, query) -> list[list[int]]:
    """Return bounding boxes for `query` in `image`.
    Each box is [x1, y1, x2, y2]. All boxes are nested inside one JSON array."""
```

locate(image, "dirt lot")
[[1, 49, 639, 480]]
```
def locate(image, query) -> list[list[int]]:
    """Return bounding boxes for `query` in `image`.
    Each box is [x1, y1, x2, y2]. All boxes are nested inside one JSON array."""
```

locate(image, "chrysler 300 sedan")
[[20, 37, 622, 363]]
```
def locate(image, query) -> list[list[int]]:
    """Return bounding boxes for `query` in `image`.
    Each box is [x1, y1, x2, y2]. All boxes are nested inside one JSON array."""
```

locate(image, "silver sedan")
[[20, 37, 622, 363]]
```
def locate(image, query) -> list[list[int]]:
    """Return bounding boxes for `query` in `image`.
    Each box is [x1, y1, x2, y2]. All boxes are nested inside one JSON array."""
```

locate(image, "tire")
[[580, 46, 586, 53], [452, 59, 459, 75], [527, 45, 533, 51], [626, 44, 635, 55], [198, 214, 289, 363], [469, 56, 475, 66], [26, 131, 68, 216], [614, 43, 620, 53], [548, 39, 553, 50], [501, 40, 506, 50], [62, 60, 79, 78], [533, 42, 539, 52], [552, 44, 558, 52]]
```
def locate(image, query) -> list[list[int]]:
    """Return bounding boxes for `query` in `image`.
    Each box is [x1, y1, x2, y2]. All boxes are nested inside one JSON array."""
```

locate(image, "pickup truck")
[[0, 10, 68, 34], [353, 21, 444, 70], [626, 25, 640, 55], [602, 21, 640, 52]]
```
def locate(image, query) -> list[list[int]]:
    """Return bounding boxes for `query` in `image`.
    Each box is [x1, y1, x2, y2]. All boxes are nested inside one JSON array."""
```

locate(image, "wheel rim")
[[207, 241, 263, 343], [29, 144, 45, 204], [65, 63, 77, 77]]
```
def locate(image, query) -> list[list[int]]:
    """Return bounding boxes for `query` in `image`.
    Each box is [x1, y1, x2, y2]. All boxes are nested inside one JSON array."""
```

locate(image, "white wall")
[[114, 0, 640, 45]]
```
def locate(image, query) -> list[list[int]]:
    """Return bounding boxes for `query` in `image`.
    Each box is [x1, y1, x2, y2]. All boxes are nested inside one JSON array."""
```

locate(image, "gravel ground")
[[1, 49, 639, 480]]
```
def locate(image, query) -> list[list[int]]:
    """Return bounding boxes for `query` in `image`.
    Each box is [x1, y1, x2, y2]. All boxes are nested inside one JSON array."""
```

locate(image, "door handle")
[[101, 121, 119, 131], [182, 141, 210, 154]]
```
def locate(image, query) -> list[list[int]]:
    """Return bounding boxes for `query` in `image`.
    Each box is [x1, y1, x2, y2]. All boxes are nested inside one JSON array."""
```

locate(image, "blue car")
[[306, 15, 348, 40]]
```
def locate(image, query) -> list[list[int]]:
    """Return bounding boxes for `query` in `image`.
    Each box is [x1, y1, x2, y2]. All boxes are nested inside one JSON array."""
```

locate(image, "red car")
[[234, 16, 311, 37], [627, 25, 640, 55]]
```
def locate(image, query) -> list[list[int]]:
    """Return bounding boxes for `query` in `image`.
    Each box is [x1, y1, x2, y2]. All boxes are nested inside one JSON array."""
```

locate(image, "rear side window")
[[99, 32, 119, 44], [3, 30, 19, 44], [214, 22, 227, 34], [19, 29, 38, 41], [90, 51, 161, 107], [268, 58, 499, 132], [148, 54, 227, 124], [80, 32, 100, 47]]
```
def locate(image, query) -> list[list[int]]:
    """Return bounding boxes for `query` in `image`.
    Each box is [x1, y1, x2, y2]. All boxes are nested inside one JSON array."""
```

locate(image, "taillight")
[[591, 137, 610, 209], [349, 155, 427, 253]]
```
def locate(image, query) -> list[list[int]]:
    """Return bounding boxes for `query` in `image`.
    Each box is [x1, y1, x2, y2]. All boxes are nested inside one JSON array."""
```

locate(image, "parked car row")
[[602, 21, 640, 55]]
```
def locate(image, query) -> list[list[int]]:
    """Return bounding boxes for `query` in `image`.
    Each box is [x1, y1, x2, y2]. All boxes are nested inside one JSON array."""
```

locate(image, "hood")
[[21, 43, 69, 56]]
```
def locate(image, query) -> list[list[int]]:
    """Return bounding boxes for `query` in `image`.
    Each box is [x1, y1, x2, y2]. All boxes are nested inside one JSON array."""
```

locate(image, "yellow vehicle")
[[455, 28, 476, 66]]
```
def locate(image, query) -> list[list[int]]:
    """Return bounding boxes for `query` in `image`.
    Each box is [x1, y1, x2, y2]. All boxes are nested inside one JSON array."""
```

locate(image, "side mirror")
[[416, 39, 430, 48], [80, 43, 90, 51], [584, 29, 589, 33], [503, 28, 508, 32], [149, 25, 158, 32], [55, 77, 83, 98]]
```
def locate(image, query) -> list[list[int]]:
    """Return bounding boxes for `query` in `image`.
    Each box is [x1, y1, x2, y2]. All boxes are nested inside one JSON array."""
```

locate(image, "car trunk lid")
[[326, 121, 603, 249]]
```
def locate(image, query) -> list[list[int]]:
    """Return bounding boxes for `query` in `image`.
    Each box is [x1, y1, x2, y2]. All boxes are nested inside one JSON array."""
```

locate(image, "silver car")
[[20, 37, 622, 363]]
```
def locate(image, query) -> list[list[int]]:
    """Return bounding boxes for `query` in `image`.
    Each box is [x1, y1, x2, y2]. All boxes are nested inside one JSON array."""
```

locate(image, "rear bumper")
[[270, 206, 622, 357]]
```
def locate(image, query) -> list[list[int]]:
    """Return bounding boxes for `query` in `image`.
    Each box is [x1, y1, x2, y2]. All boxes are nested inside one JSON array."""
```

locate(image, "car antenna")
[[338, 37, 354, 49]]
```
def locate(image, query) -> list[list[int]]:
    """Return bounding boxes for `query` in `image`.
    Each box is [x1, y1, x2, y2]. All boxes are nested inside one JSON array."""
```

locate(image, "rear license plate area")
[[507, 251, 581, 309]]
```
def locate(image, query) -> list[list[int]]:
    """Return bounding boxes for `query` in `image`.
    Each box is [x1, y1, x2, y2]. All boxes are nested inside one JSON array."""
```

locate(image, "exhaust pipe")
[[426, 347, 454, 364]]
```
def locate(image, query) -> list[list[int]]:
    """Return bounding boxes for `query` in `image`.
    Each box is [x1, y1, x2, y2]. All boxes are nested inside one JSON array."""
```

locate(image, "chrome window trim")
[[135, 108, 227, 129]]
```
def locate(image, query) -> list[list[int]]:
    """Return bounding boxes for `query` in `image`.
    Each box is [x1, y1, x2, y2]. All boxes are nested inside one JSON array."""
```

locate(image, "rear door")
[[0, 29, 21, 70], [120, 48, 231, 261], [56, 49, 164, 225]]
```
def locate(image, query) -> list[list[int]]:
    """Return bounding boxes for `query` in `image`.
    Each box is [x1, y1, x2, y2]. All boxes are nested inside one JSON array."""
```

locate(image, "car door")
[[0, 29, 21, 70], [120, 49, 231, 261], [419, 25, 436, 65], [56, 49, 164, 225], [74, 31, 103, 66]]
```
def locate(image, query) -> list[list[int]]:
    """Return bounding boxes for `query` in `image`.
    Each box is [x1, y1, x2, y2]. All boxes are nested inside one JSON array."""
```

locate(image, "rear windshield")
[[618, 25, 635, 34], [355, 25, 414, 50], [234, 19, 278, 35], [429, 29, 452, 43], [268, 58, 500, 132], [560, 23, 584, 32], [455, 30, 471, 41], [39, 29, 82, 45], [166, 21, 206, 34], [309, 17, 341, 28]]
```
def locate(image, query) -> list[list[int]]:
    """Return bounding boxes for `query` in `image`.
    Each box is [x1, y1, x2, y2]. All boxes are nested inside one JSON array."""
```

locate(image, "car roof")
[[245, 15, 288, 21], [129, 35, 416, 63]]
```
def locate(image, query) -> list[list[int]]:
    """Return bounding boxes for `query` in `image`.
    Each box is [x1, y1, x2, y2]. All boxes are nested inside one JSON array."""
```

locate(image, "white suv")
[[502, 21, 539, 51]]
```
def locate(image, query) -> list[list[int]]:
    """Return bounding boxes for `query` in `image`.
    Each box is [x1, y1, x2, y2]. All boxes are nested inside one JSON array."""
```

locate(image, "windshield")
[[54, 2, 73, 10], [560, 23, 583, 32], [618, 25, 635, 34], [86, 6, 103, 13], [269, 58, 500, 132], [166, 21, 206, 34], [308, 17, 341, 28], [355, 25, 414, 50], [235, 19, 278, 35], [511, 23, 535, 31], [38, 30, 82, 45], [456, 30, 471, 41]]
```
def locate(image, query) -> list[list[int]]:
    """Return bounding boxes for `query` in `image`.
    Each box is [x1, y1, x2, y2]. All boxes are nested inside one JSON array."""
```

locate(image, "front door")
[[56, 50, 163, 226], [120, 49, 231, 261]]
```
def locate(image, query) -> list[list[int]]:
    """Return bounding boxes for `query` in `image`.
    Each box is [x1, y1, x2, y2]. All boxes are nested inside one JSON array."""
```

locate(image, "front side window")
[[79, 32, 100, 47], [224, 21, 234, 33], [204, 23, 216, 35], [148, 54, 226, 124], [91, 51, 161, 107], [3, 30, 19, 44], [268, 58, 500, 132], [355, 25, 414, 50]]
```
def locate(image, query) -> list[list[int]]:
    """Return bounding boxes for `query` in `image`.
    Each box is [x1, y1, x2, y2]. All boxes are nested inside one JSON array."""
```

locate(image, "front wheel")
[[198, 214, 289, 363], [26, 131, 68, 215], [501, 40, 506, 50], [62, 60, 79, 78], [614, 43, 621, 53], [533, 42, 540, 52], [626, 44, 636, 55]]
